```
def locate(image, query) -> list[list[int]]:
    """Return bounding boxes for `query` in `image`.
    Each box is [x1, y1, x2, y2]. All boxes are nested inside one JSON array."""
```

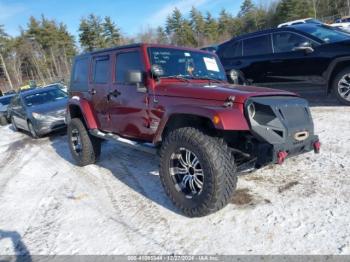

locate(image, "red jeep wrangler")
[[66, 43, 320, 217]]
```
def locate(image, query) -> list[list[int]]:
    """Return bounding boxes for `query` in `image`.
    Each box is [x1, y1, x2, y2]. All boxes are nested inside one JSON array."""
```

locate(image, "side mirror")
[[151, 64, 164, 78], [126, 70, 143, 84], [126, 70, 147, 93], [292, 42, 314, 54], [228, 69, 239, 84]]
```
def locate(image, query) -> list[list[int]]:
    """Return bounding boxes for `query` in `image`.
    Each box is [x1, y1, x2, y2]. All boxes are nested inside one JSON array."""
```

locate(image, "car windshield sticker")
[[203, 57, 219, 72]]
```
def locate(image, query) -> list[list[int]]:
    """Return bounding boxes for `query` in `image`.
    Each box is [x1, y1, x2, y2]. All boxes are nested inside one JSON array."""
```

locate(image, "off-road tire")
[[28, 121, 39, 139], [333, 67, 350, 106], [0, 116, 7, 126], [159, 127, 237, 217], [68, 118, 101, 166]]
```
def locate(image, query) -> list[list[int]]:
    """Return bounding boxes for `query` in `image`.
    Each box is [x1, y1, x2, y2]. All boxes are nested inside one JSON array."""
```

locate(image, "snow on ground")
[[0, 106, 349, 255]]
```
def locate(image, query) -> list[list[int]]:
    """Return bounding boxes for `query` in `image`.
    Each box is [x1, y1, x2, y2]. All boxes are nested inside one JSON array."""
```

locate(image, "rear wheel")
[[68, 118, 101, 166], [159, 127, 237, 217], [333, 67, 350, 106]]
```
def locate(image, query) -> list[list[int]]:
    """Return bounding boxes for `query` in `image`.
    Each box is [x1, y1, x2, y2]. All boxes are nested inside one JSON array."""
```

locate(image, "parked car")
[[330, 17, 350, 32], [0, 94, 16, 125], [216, 23, 350, 105], [200, 45, 218, 53], [9, 85, 68, 138], [277, 18, 323, 28], [66, 43, 320, 217]]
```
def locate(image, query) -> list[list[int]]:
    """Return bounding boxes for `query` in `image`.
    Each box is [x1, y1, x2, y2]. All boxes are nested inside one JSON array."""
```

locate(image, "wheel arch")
[[67, 99, 98, 130], [161, 114, 217, 141], [327, 58, 350, 94]]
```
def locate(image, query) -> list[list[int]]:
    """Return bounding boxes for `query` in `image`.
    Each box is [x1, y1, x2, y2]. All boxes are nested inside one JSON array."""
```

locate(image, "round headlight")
[[248, 103, 256, 118]]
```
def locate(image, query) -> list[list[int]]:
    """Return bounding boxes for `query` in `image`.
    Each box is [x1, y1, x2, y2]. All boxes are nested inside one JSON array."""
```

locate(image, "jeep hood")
[[155, 82, 296, 103]]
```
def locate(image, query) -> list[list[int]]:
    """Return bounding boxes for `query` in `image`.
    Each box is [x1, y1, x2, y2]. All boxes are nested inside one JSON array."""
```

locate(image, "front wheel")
[[28, 121, 39, 138], [159, 127, 237, 217], [68, 118, 101, 166], [11, 116, 18, 131], [333, 67, 350, 106]]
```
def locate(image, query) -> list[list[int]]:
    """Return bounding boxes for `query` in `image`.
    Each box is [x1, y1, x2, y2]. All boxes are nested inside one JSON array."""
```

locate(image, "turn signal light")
[[213, 115, 220, 125]]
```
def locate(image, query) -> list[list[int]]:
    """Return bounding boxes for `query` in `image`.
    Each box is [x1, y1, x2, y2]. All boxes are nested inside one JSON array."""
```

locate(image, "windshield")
[[0, 96, 14, 106], [295, 24, 350, 43], [148, 47, 227, 81], [24, 88, 67, 107]]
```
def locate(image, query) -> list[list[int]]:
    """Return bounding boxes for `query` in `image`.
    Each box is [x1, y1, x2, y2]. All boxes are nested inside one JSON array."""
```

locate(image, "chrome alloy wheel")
[[169, 147, 204, 198], [338, 74, 350, 102], [71, 128, 82, 155]]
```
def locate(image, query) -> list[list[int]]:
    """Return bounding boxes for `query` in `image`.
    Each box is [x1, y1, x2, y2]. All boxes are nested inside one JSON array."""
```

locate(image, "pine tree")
[[190, 7, 205, 46], [204, 12, 218, 45], [238, 0, 255, 17], [103, 16, 121, 47], [156, 26, 168, 44]]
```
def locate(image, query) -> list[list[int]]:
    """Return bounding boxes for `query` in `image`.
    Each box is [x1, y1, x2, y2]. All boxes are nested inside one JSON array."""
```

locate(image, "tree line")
[[0, 0, 349, 92]]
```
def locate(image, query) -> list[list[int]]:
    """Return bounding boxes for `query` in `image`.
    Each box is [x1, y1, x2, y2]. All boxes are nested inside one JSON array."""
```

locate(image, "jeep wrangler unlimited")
[[66, 43, 320, 217]]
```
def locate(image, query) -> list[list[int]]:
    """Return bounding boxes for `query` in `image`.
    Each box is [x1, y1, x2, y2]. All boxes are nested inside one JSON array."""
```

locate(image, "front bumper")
[[252, 135, 319, 168], [32, 112, 66, 135], [244, 95, 320, 168]]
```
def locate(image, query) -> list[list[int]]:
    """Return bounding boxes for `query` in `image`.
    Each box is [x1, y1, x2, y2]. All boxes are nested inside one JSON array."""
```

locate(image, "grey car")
[[0, 94, 16, 125], [10, 86, 68, 138]]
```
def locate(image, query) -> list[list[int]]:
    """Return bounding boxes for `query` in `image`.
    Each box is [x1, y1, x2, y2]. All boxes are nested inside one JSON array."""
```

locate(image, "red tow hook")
[[277, 151, 288, 165], [313, 140, 321, 154]]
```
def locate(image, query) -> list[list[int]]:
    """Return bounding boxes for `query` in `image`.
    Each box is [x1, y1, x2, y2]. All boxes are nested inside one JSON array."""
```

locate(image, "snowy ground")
[[0, 105, 349, 255]]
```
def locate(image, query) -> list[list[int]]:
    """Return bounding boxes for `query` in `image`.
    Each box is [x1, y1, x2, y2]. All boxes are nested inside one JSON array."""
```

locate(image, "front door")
[[265, 31, 327, 91], [107, 49, 152, 141]]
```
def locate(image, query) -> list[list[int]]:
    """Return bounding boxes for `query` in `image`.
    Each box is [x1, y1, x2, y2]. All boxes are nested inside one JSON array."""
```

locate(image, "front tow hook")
[[313, 140, 321, 154], [277, 151, 288, 165]]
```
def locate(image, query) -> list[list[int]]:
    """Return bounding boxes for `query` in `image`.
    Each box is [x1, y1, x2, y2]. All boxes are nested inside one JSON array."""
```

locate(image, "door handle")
[[109, 90, 121, 98], [89, 89, 96, 95]]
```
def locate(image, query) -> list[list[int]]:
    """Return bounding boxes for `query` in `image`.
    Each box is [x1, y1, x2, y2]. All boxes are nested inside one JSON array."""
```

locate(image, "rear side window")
[[243, 35, 272, 56], [93, 55, 110, 84], [116, 51, 143, 84], [221, 41, 242, 58], [71, 57, 89, 91]]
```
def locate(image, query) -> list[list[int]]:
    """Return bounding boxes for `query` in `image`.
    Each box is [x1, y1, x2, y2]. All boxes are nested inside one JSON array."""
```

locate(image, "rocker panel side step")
[[89, 129, 157, 155]]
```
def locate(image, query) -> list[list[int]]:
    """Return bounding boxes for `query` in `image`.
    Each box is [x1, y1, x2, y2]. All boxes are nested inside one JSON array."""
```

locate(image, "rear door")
[[108, 49, 152, 140], [241, 34, 274, 84], [89, 53, 112, 131]]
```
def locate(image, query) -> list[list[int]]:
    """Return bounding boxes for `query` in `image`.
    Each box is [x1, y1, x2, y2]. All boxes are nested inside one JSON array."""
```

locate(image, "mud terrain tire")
[[159, 127, 237, 217], [68, 118, 101, 166]]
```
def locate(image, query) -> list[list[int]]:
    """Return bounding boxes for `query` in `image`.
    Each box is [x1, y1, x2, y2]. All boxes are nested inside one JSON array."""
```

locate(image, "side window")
[[243, 35, 272, 56], [93, 55, 110, 84], [273, 32, 312, 53], [221, 41, 242, 58], [115, 51, 143, 84], [73, 57, 88, 84]]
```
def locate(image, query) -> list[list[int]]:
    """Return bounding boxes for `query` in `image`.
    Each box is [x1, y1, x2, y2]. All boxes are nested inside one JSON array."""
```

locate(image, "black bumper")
[[244, 96, 319, 168]]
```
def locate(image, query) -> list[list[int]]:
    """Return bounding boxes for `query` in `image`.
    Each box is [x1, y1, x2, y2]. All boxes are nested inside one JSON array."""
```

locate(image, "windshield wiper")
[[191, 76, 224, 84], [160, 75, 190, 82]]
